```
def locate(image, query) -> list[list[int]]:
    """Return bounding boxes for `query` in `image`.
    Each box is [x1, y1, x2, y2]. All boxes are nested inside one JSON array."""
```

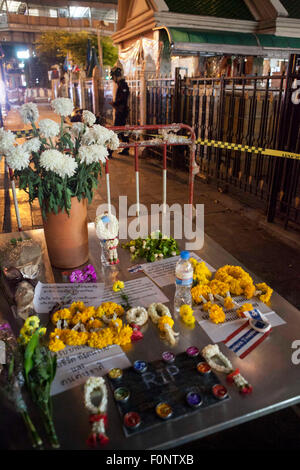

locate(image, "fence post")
[[267, 54, 300, 223], [140, 66, 147, 125], [92, 66, 101, 115], [174, 67, 182, 122], [79, 70, 86, 109]]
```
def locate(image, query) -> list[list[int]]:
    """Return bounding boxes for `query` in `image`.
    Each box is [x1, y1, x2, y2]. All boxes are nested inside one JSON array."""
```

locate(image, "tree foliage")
[[35, 31, 118, 68]]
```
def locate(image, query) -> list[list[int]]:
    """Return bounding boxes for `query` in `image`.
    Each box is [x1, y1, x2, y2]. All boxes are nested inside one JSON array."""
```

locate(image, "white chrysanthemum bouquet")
[[0, 99, 119, 218]]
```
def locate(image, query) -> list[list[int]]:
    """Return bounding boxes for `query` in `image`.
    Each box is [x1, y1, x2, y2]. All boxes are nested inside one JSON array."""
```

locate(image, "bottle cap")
[[180, 251, 190, 260]]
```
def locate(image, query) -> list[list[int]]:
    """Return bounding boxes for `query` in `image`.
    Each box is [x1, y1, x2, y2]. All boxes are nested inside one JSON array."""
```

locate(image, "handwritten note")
[[141, 253, 215, 288], [33, 282, 104, 314], [101, 276, 169, 307], [50, 344, 131, 396]]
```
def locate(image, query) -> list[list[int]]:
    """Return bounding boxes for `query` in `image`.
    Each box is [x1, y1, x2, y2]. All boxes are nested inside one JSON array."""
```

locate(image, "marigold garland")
[[190, 260, 273, 325], [255, 283, 273, 304], [208, 304, 226, 324], [48, 301, 130, 352], [236, 303, 254, 318]]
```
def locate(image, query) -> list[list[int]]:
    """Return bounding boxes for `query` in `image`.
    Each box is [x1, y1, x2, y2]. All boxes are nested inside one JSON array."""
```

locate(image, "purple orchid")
[[69, 264, 97, 284]]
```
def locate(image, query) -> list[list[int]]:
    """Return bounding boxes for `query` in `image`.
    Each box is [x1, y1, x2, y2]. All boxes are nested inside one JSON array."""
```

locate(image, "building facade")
[[112, 0, 300, 77]]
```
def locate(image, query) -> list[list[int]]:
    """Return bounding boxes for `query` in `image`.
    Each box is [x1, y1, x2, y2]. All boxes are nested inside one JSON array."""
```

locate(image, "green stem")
[[22, 411, 43, 448], [40, 406, 60, 449]]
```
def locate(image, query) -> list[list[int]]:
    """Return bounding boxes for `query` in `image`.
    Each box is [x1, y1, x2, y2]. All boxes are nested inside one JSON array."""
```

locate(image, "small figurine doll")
[[95, 212, 119, 265]]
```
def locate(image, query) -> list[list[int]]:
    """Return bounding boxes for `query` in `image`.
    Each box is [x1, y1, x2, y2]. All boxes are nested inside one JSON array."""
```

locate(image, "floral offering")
[[18, 316, 59, 448], [49, 301, 132, 352], [0, 100, 119, 218], [190, 259, 273, 325], [123, 231, 179, 262]]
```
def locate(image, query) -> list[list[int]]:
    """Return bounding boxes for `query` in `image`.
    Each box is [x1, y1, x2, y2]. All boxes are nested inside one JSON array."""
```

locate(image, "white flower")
[[130, 246, 135, 253], [40, 149, 78, 178], [72, 122, 85, 137], [82, 125, 114, 147], [51, 98, 74, 117], [82, 110, 96, 126], [0, 128, 16, 154], [39, 119, 59, 138], [78, 144, 108, 165], [108, 132, 120, 151], [23, 137, 41, 154], [5, 145, 30, 170], [19, 102, 39, 124], [171, 251, 177, 256]]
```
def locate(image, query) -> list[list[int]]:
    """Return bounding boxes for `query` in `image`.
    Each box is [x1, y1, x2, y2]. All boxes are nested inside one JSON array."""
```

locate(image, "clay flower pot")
[[43, 197, 89, 269]]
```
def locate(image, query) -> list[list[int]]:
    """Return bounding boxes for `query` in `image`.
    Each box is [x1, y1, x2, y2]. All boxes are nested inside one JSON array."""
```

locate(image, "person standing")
[[110, 66, 130, 156], [57, 77, 68, 98]]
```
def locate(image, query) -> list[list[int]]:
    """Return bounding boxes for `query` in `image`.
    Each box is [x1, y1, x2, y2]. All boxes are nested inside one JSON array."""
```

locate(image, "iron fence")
[[125, 68, 300, 229]]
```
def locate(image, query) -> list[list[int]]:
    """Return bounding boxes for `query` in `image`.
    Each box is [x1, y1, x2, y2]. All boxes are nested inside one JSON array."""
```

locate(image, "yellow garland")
[[255, 283, 273, 304], [237, 303, 254, 318], [214, 265, 255, 299], [191, 284, 211, 304], [209, 279, 230, 297], [224, 296, 235, 310], [208, 304, 226, 324], [157, 315, 174, 332], [190, 258, 212, 284], [48, 302, 131, 352]]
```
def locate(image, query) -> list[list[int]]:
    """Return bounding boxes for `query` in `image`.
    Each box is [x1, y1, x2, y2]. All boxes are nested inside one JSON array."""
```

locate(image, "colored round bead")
[[114, 387, 130, 403], [123, 412, 141, 429], [197, 362, 211, 375], [162, 351, 175, 363], [186, 392, 203, 408], [156, 402, 173, 420], [186, 346, 199, 357], [212, 384, 228, 400], [108, 368, 123, 380], [133, 360, 147, 374]]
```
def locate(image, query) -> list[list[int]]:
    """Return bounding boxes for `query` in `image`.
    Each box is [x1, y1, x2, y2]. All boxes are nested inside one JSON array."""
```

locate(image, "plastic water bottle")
[[174, 251, 193, 312]]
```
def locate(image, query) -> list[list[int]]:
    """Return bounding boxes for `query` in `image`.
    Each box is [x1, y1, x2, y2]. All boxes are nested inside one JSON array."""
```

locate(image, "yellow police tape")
[[13, 129, 36, 138], [195, 138, 300, 161], [13, 129, 300, 161]]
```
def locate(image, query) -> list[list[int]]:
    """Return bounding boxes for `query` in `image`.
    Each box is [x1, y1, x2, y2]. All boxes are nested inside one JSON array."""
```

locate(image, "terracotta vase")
[[43, 197, 89, 269]]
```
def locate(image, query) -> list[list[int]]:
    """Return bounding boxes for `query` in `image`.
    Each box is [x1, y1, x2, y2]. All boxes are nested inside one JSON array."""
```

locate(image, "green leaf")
[[24, 330, 40, 384]]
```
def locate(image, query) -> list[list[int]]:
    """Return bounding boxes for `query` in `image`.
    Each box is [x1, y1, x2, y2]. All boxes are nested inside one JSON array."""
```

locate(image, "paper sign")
[[34, 282, 104, 314], [101, 276, 169, 308], [141, 252, 215, 288], [50, 344, 131, 396]]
